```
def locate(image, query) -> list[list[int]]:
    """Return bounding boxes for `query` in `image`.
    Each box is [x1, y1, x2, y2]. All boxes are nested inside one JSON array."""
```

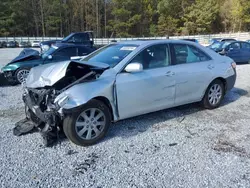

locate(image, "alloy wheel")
[[75, 108, 106, 140], [208, 84, 222, 105], [17, 69, 29, 84]]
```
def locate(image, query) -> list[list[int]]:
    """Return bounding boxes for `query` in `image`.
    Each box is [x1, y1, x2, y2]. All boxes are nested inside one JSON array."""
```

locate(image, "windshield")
[[210, 42, 221, 49], [222, 42, 232, 49], [41, 46, 57, 59], [62, 33, 74, 42], [82, 44, 138, 67]]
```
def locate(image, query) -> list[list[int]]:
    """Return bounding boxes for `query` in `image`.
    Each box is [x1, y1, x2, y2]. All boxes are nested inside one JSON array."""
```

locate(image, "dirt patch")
[[0, 108, 23, 118], [72, 152, 99, 176], [213, 140, 250, 158]]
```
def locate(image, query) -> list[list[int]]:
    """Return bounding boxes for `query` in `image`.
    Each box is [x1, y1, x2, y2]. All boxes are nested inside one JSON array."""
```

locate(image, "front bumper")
[[226, 70, 236, 91], [3, 71, 15, 81], [1, 65, 18, 82], [23, 92, 61, 130]]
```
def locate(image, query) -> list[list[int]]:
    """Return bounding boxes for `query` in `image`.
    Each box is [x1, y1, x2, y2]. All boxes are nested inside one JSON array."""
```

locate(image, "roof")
[[53, 42, 90, 48], [117, 39, 198, 46]]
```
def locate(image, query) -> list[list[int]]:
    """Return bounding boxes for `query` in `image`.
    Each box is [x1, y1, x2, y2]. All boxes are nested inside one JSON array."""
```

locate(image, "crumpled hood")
[[25, 60, 109, 88], [9, 48, 40, 64]]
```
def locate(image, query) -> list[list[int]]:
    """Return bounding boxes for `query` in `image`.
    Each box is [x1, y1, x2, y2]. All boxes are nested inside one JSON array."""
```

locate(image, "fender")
[[57, 76, 119, 121]]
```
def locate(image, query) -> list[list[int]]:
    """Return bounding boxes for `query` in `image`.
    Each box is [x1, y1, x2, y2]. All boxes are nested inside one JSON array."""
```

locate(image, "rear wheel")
[[63, 99, 111, 146], [15, 68, 30, 84], [202, 79, 225, 109]]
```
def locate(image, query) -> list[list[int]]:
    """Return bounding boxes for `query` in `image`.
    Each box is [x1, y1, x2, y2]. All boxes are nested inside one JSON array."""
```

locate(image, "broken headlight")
[[56, 95, 69, 108]]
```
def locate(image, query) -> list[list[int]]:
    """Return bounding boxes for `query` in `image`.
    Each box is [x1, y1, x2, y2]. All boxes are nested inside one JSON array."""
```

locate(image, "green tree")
[[157, 0, 183, 36], [182, 0, 219, 34]]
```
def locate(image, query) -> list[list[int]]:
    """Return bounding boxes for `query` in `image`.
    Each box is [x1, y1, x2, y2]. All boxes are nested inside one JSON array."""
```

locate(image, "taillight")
[[231, 62, 236, 69]]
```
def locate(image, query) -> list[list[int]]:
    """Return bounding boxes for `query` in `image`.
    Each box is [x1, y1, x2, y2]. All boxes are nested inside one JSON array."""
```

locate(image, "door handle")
[[165, 71, 175, 77], [207, 64, 215, 69]]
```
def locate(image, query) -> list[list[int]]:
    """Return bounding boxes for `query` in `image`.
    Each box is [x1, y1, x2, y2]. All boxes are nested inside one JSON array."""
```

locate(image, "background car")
[[1, 44, 95, 84], [208, 41, 233, 52], [19, 41, 31, 48], [23, 40, 236, 146], [31, 41, 40, 47], [219, 41, 250, 63], [6, 41, 19, 48], [0, 41, 7, 48], [209, 38, 236, 45], [40, 31, 94, 52]]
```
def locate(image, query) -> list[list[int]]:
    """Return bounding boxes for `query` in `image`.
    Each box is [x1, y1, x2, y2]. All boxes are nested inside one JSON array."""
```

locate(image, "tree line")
[[0, 0, 250, 38]]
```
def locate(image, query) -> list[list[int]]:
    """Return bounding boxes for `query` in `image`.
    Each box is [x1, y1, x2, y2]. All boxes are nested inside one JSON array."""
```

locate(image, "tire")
[[202, 79, 225, 109], [15, 68, 30, 84], [63, 99, 111, 146]]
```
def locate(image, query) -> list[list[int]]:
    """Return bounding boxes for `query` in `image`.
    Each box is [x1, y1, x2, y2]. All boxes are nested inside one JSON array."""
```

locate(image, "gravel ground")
[[0, 48, 250, 188]]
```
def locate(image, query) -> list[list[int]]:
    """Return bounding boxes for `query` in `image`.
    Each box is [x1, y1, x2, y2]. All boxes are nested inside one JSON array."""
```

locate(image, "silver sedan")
[[24, 40, 237, 146]]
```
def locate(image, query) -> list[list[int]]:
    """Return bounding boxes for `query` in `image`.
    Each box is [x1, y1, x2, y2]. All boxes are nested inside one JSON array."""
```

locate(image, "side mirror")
[[125, 62, 143, 73], [229, 47, 234, 51], [47, 55, 52, 60]]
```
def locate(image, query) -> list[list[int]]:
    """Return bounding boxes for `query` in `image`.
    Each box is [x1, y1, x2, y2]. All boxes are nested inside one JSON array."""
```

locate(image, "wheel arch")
[[201, 77, 227, 100], [212, 77, 227, 90], [14, 67, 31, 82], [93, 96, 115, 121]]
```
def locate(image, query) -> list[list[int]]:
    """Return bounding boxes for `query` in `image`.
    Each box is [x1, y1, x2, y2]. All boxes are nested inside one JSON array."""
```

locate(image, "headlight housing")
[[41, 45, 50, 52], [56, 95, 69, 108]]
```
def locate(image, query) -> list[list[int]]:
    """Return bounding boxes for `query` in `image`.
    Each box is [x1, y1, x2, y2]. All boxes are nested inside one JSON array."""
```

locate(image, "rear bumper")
[[225, 70, 236, 91]]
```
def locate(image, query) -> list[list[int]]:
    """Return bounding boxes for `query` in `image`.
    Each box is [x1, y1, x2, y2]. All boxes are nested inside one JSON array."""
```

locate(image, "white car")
[[31, 41, 40, 47], [21, 40, 236, 146]]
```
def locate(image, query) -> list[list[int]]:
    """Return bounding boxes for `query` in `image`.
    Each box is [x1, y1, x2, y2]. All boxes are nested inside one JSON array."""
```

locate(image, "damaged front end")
[[14, 60, 109, 146]]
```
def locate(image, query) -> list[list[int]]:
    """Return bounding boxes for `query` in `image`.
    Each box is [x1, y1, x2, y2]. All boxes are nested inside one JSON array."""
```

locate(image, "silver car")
[[22, 40, 236, 146]]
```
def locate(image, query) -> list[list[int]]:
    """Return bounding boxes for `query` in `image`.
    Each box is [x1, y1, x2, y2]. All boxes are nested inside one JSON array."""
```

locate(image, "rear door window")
[[173, 44, 211, 64], [241, 42, 250, 49]]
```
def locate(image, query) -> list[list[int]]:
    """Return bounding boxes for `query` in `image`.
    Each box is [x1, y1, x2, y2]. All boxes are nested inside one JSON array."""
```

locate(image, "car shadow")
[[102, 87, 248, 143], [14, 87, 249, 147], [222, 87, 249, 106]]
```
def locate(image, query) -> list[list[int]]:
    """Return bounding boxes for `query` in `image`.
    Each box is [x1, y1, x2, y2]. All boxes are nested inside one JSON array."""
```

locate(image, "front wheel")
[[202, 79, 225, 109], [15, 68, 30, 84], [63, 99, 111, 146]]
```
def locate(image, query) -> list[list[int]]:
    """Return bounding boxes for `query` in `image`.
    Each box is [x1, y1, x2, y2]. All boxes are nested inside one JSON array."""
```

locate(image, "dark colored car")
[[208, 38, 236, 49], [19, 41, 31, 48], [208, 41, 232, 52], [1, 44, 95, 84], [6, 41, 19, 48], [220, 38, 237, 42], [215, 41, 250, 63], [221, 41, 250, 63], [40, 31, 94, 52], [0, 41, 7, 48], [209, 38, 236, 44], [209, 38, 222, 44]]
